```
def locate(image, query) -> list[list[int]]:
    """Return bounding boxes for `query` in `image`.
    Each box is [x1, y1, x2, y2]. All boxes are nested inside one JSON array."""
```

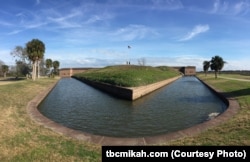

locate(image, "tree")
[[52, 60, 60, 75], [1, 65, 9, 78], [16, 61, 31, 78], [39, 58, 47, 76], [10, 46, 28, 63], [203, 60, 210, 76], [138, 57, 146, 66], [210, 55, 226, 79], [0, 60, 4, 66], [26, 39, 45, 80], [45, 58, 53, 76], [10, 46, 31, 78]]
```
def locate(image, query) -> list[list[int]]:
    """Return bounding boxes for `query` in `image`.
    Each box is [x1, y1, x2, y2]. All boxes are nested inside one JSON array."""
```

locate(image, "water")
[[38, 77, 227, 137]]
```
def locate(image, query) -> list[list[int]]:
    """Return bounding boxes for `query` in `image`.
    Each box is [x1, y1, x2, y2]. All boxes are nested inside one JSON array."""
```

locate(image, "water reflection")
[[39, 77, 227, 137]]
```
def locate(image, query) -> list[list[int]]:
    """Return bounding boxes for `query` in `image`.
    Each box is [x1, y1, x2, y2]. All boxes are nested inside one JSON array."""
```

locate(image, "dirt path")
[[0, 79, 25, 85], [0, 81, 19, 85], [219, 76, 250, 82]]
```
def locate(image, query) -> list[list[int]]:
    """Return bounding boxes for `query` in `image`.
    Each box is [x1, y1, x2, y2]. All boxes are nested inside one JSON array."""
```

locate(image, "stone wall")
[[131, 76, 182, 100]]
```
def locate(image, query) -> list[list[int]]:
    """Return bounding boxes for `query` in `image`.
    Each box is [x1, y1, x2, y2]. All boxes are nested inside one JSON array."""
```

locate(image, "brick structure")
[[59, 68, 94, 77], [171, 66, 196, 76], [184, 66, 196, 76]]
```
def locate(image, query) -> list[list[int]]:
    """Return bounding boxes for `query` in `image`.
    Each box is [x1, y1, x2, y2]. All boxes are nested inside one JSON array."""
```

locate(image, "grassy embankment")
[[0, 78, 101, 161], [0, 71, 250, 160], [73, 65, 180, 87]]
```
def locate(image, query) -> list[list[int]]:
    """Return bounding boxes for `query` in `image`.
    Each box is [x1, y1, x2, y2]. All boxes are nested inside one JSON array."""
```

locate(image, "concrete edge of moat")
[[26, 77, 240, 146]]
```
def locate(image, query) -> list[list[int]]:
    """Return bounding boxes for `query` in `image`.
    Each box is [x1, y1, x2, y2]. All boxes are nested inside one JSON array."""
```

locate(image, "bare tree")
[[1, 65, 9, 78], [138, 57, 146, 66], [10, 46, 28, 63]]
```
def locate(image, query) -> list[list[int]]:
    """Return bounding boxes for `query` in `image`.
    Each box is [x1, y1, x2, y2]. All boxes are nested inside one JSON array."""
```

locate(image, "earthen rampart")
[[73, 75, 182, 100]]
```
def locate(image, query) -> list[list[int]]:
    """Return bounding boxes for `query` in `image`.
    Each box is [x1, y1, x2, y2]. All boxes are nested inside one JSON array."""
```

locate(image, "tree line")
[[0, 38, 60, 80], [203, 55, 226, 78]]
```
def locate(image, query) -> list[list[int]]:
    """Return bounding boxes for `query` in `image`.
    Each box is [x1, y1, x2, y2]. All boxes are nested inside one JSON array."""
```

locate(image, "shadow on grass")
[[223, 88, 250, 98], [0, 77, 26, 81]]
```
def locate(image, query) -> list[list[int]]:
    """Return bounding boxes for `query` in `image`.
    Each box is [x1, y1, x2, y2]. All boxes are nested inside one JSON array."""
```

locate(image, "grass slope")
[[0, 78, 100, 161], [73, 65, 180, 87]]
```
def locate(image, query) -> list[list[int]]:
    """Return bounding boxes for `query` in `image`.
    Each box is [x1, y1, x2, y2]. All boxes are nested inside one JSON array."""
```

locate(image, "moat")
[[38, 76, 227, 137]]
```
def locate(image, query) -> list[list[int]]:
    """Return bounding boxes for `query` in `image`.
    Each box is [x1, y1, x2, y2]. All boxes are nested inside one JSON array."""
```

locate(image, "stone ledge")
[[130, 76, 182, 100]]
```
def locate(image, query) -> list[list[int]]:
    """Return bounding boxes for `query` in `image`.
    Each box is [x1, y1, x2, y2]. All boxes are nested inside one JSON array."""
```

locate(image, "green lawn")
[[0, 78, 101, 161], [0, 73, 249, 161], [73, 65, 180, 87]]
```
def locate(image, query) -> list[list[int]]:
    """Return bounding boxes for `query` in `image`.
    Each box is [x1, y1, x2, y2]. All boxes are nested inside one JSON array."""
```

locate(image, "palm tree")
[[210, 55, 226, 78], [52, 60, 60, 75], [203, 60, 210, 76], [26, 39, 45, 80], [1, 65, 9, 78], [45, 59, 53, 77]]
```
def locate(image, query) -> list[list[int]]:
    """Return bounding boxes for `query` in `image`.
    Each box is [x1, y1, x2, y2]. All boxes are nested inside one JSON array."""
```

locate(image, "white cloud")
[[150, 0, 183, 10], [211, 0, 250, 15], [47, 10, 82, 28], [179, 24, 210, 41], [233, 1, 250, 15], [111, 24, 158, 41], [7, 30, 23, 35], [36, 0, 40, 5], [108, 0, 183, 10], [85, 15, 102, 24], [0, 20, 12, 26]]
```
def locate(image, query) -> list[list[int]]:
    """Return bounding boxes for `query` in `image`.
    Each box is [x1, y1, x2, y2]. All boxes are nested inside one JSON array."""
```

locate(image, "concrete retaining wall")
[[73, 75, 182, 100], [196, 77, 229, 106], [73, 78, 133, 100], [131, 76, 182, 100]]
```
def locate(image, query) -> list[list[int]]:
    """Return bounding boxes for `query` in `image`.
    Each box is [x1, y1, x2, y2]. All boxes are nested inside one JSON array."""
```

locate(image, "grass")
[[1, 73, 250, 161], [73, 65, 180, 87], [0, 78, 101, 161]]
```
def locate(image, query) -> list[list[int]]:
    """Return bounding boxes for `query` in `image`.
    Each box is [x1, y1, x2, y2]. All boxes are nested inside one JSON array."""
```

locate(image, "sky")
[[1, 0, 250, 71]]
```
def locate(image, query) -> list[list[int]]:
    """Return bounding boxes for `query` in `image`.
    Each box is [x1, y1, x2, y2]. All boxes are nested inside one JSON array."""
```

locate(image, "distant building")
[[59, 68, 95, 77], [183, 66, 196, 76], [171, 66, 196, 76]]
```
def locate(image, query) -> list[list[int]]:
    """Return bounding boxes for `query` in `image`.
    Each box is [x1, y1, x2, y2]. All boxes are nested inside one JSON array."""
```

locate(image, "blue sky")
[[1, 0, 250, 71]]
